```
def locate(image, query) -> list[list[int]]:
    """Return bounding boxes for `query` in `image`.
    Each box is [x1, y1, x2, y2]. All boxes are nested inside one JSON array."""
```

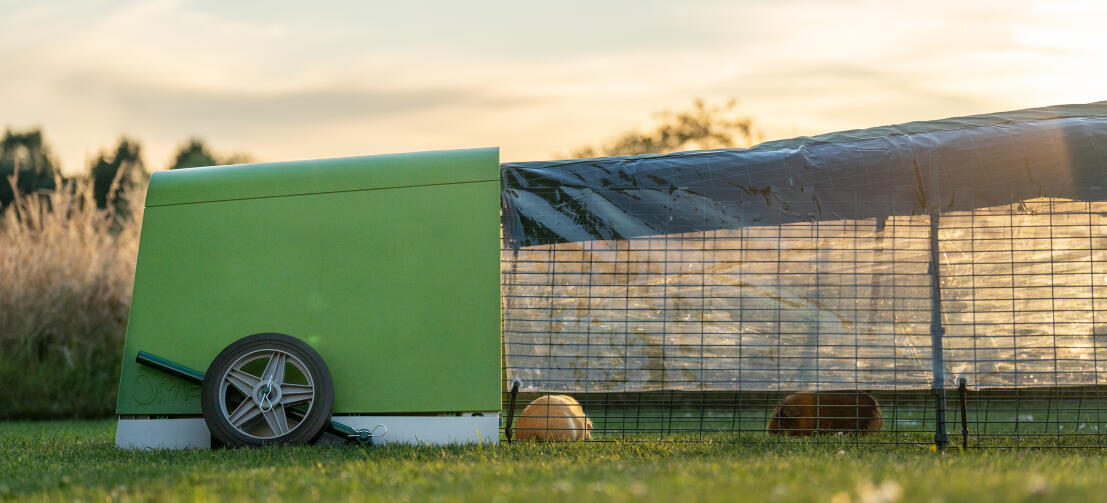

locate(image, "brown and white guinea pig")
[[513, 395, 593, 441], [767, 391, 883, 436]]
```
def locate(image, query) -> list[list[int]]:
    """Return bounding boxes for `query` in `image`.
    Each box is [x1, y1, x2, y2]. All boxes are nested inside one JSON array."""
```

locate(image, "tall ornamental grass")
[[0, 175, 142, 418]]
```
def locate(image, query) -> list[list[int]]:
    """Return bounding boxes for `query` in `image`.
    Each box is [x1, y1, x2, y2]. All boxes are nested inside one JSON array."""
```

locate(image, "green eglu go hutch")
[[116, 147, 501, 448]]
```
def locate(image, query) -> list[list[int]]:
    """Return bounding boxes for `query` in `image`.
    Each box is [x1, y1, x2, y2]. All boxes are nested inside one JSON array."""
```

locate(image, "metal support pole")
[[958, 377, 969, 450], [929, 210, 949, 449], [504, 380, 521, 443]]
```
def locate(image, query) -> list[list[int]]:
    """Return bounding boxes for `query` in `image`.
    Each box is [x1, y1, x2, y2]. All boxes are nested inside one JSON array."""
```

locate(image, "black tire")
[[201, 333, 334, 447]]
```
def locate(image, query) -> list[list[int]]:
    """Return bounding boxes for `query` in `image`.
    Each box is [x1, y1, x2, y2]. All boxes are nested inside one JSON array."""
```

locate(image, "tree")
[[569, 98, 762, 158], [89, 137, 145, 211], [169, 138, 252, 170], [0, 129, 59, 209], [169, 138, 217, 170]]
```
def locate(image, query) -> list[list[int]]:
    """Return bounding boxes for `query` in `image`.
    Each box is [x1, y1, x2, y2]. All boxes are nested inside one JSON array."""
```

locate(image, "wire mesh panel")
[[499, 103, 1107, 447], [502, 215, 942, 445], [503, 214, 934, 393], [939, 198, 1107, 448]]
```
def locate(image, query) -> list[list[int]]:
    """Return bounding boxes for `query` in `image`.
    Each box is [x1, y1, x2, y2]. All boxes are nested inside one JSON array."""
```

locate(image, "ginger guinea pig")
[[513, 395, 593, 441], [767, 391, 883, 436]]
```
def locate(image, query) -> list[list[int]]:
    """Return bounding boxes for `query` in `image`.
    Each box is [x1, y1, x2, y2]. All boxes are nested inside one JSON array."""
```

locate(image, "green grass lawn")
[[3, 420, 1107, 502]]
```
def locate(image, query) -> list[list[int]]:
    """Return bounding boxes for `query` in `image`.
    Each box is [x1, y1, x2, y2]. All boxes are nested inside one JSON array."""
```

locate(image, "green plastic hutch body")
[[115, 147, 501, 448]]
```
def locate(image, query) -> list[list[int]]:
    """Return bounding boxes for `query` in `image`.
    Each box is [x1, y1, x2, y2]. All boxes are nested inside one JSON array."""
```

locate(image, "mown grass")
[[3, 420, 1107, 502]]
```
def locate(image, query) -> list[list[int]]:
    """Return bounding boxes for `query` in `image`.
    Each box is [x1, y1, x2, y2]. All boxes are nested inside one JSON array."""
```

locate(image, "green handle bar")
[[134, 350, 362, 441]]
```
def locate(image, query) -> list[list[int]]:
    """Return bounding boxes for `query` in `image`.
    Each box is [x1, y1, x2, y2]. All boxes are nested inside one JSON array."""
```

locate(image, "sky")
[[1, 0, 1104, 175]]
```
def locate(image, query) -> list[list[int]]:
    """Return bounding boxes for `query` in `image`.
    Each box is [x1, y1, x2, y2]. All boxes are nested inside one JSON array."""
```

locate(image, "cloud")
[[54, 71, 531, 135], [0, 0, 1102, 173]]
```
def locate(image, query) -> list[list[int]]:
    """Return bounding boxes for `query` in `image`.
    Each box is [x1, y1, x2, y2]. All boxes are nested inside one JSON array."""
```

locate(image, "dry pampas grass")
[[0, 174, 143, 418]]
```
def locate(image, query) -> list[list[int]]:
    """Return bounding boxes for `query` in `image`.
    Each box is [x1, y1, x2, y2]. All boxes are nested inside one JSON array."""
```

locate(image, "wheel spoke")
[[225, 368, 261, 397], [261, 403, 290, 436], [260, 352, 286, 385], [280, 383, 313, 406], [228, 398, 262, 428]]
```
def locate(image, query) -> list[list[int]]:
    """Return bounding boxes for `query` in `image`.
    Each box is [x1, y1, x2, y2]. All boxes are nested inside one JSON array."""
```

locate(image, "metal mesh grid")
[[501, 197, 1107, 448]]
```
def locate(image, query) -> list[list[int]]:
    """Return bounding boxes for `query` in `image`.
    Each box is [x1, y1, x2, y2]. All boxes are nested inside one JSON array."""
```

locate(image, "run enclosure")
[[500, 102, 1107, 448]]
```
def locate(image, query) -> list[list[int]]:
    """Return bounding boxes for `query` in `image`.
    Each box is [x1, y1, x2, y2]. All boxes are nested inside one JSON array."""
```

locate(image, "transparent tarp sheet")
[[940, 199, 1107, 389], [501, 104, 1107, 392]]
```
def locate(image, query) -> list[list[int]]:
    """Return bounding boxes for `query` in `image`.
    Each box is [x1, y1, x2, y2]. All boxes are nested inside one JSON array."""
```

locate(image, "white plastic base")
[[115, 414, 500, 449], [116, 418, 212, 449], [335, 415, 498, 445]]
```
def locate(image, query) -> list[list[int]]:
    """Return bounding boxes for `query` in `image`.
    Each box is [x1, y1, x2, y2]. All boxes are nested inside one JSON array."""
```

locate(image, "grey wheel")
[[201, 333, 334, 447]]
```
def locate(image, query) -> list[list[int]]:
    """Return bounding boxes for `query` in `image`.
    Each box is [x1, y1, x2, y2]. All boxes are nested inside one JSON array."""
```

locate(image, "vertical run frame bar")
[[929, 209, 949, 449]]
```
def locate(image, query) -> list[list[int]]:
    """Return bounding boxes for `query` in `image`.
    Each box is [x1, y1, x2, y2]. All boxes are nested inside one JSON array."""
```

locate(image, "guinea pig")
[[767, 391, 883, 436], [513, 394, 593, 441]]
